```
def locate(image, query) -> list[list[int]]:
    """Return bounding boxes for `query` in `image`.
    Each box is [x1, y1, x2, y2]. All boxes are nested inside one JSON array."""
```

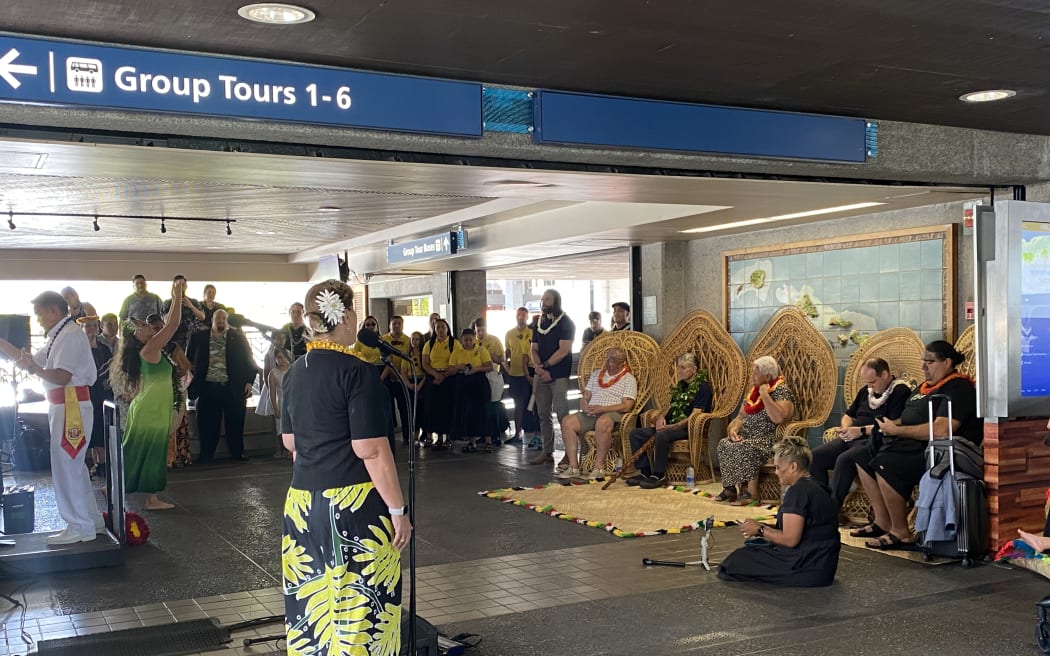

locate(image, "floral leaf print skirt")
[[282, 483, 402, 656]]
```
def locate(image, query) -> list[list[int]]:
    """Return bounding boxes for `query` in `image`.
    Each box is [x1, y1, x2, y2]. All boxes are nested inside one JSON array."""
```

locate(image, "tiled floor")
[[2, 535, 729, 655]]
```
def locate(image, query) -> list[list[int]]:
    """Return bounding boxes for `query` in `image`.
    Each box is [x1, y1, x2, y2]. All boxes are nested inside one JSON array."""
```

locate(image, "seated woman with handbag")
[[718, 436, 840, 587]]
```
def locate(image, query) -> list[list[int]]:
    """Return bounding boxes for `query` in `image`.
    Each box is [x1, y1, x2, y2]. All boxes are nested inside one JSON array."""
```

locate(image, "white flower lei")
[[867, 378, 909, 410], [314, 289, 346, 327], [536, 312, 565, 336]]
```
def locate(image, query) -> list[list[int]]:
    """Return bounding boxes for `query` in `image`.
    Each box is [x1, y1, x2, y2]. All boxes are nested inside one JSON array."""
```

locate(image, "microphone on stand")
[[356, 328, 412, 362]]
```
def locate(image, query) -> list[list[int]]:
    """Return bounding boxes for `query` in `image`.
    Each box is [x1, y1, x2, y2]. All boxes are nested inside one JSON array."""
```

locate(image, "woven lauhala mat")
[[479, 481, 777, 537]]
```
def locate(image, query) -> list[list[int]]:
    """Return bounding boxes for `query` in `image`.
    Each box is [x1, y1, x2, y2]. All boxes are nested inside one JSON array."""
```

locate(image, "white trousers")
[[48, 400, 99, 535]]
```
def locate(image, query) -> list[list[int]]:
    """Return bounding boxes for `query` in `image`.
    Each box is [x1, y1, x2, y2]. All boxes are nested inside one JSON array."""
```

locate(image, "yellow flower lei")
[[306, 340, 359, 358]]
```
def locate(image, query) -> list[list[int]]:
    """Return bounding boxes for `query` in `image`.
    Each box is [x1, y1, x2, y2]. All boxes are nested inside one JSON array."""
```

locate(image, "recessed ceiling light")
[[318, 206, 341, 213], [237, 3, 316, 24], [959, 89, 1016, 103], [254, 230, 276, 235], [680, 202, 885, 234]]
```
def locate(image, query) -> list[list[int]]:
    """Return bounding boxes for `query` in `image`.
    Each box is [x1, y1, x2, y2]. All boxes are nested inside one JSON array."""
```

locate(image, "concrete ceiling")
[[1, 0, 1047, 134], [0, 136, 984, 279]]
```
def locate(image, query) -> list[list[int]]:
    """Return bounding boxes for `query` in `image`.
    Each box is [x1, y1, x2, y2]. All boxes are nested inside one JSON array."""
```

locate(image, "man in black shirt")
[[529, 289, 575, 465], [810, 357, 911, 508]]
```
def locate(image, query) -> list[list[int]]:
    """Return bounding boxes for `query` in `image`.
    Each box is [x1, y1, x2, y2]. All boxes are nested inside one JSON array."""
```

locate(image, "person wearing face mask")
[[110, 278, 185, 511], [187, 309, 258, 463], [810, 358, 911, 511]]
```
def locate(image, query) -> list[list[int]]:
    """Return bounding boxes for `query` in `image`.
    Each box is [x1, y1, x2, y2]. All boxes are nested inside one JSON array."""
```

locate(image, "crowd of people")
[[0, 274, 991, 594]]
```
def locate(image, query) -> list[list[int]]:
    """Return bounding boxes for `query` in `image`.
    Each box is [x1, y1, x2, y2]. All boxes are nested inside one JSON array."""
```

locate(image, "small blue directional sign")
[[0, 34, 482, 137], [387, 232, 459, 265]]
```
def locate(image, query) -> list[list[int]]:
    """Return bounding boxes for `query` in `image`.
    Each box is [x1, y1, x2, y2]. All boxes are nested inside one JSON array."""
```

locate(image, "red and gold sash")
[[743, 376, 783, 415], [919, 371, 974, 396], [47, 386, 90, 458]]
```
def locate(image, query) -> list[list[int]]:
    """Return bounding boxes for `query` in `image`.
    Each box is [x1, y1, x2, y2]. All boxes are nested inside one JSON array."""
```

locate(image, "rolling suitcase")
[[915, 393, 988, 566]]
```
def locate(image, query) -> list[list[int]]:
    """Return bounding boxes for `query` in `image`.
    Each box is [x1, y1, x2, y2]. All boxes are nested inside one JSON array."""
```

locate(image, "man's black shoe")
[[639, 475, 667, 490], [625, 475, 646, 487]]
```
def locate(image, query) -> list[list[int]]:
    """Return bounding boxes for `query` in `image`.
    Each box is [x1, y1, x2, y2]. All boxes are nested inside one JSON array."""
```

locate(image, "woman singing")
[[280, 280, 411, 655]]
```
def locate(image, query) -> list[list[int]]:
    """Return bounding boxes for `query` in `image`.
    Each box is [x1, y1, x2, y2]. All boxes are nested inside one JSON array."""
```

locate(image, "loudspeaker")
[[2, 487, 34, 534], [13, 424, 49, 471], [0, 315, 30, 352], [400, 614, 439, 656]]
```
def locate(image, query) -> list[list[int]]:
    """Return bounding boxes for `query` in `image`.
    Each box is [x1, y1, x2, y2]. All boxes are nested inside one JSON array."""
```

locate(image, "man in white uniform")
[[0, 291, 100, 544]]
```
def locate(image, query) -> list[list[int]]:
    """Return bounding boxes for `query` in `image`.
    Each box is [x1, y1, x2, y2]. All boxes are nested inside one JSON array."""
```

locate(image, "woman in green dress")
[[110, 276, 185, 510]]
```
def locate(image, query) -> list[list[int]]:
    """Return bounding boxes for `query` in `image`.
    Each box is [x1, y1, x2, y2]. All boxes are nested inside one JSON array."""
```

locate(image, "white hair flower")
[[315, 289, 346, 327]]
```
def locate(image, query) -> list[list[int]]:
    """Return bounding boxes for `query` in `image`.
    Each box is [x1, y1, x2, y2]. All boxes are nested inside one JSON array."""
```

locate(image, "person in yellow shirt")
[[447, 328, 494, 452], [422, 319, 458, 450], [352, 316, 383, 366], [398, 331, 427, 446], [473, 317, 505, 373], [504, 307, 535, 445], [381, 316, 412, 445]]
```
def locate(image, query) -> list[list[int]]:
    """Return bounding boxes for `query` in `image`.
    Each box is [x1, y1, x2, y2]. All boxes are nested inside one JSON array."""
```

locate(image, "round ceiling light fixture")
[[959, 89, 1016, 103], [237, 3, 316, 25]]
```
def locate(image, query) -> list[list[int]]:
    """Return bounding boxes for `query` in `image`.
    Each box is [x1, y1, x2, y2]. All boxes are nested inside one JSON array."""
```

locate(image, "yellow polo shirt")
[[381, 332, 410, 353], [504, 326, 533, 377], [449, 345, 492, 369], [352, 340, 383, 365], [423, 337, 459, 370], [399, 349, 425, 380], [479, 334, 503, 372]]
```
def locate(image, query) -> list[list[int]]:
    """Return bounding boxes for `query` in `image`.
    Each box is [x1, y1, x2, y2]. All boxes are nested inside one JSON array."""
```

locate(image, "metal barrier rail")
[[102, 400, 126, 545]]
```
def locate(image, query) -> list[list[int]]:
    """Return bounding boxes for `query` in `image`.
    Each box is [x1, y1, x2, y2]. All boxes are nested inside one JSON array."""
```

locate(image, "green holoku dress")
[[123, 354, 173, 494]]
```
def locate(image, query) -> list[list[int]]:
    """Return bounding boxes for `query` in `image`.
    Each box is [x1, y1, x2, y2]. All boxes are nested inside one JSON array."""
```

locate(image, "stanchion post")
[[102, 400, 126, 545]]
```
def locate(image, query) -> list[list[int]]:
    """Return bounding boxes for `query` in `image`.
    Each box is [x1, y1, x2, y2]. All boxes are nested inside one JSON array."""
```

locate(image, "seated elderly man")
[[557, 347, 637, 481], [626, 352, 713, 489]]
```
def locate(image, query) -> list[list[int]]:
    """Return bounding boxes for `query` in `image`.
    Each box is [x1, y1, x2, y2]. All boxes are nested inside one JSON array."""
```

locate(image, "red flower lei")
[[743, 376, 783, 415], [919, 371, 974, 395], [597, 365, 631, 389]]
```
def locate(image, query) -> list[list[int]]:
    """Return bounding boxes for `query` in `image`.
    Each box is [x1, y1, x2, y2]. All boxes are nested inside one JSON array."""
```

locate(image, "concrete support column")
[[639, 241, 688, 342], [450, 270, 486, 334]]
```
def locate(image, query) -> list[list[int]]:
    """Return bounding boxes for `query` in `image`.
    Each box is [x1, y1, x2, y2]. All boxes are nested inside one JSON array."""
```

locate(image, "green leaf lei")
[[667, 369, 708, 424]]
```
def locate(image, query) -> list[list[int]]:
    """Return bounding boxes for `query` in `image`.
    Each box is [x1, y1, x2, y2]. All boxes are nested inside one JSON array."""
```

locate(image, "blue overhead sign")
[[0, 34, 482, 137], [533, 90, 867, 162], [387, 232, 460, 265]]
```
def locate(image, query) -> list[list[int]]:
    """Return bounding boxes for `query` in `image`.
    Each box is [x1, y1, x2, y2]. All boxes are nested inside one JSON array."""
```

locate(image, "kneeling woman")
[[719, 437, 840, 587]]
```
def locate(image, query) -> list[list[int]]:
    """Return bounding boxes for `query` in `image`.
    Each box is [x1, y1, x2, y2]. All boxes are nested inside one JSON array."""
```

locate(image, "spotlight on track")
[[226, 219, 232, 236], [92, 215, 100, 232], [160, 218, 167, 234]]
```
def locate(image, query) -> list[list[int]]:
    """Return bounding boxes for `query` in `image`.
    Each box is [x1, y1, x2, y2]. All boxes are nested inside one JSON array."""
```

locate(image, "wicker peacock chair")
[[746, 307, 837, 502], [954, 325, 976, 380], [638, 310, 748, 484], [575, 330, 660, 473], [822, 327, 925, 523]]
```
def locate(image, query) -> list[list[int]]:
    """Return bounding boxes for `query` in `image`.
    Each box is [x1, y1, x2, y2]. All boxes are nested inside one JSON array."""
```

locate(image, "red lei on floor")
[[743, 376, 783, 415], [919, 371, 974, 395], [597, 365, 631, 388]]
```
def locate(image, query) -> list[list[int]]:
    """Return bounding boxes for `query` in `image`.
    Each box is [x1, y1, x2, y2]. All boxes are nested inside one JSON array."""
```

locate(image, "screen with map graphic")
[[1021, 221, 1050, 397]]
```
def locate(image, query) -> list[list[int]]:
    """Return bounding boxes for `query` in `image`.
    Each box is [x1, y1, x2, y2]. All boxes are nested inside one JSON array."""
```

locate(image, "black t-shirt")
[[897, 376, 980, 444], [282, 349, 392, 490], [532, 313, 576, 379], [846, 381, 911, 426], [284, 323, 308, 360], [581, 327, 603, 345], [664, 381, 714, 423], [777, 476, 840, 543]]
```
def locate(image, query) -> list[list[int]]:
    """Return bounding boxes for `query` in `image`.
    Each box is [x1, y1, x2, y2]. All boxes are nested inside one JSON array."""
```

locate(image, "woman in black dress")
[[854, 340, 978, 549], [719, 436, 840, 587], [280, 280, 411, 654]]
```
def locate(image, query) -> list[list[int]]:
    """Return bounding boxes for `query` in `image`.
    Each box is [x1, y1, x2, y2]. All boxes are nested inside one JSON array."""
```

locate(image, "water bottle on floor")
[[685, 466, 695, 489]]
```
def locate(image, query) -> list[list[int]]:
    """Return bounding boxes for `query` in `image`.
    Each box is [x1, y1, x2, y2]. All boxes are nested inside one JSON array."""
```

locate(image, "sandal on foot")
[[849, 523, 886, 539], [730, 493, 755, 506], [865, 533, 916, 550], [714, 489, 737, 503]]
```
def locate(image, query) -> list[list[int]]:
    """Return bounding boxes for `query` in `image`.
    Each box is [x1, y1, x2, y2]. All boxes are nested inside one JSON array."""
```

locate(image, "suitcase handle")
[[927, 393, 954, 474]]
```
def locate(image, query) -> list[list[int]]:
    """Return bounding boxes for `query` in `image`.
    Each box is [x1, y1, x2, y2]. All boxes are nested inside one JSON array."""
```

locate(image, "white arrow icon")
[[0, 48, 38, 89]]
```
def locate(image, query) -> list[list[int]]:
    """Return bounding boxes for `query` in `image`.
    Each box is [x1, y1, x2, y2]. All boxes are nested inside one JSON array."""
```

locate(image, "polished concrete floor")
[[0, 440, 1046, 656]]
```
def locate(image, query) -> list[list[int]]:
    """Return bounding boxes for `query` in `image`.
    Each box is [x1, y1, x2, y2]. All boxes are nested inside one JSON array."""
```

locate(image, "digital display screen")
[[1021, 221, 1050, 396]]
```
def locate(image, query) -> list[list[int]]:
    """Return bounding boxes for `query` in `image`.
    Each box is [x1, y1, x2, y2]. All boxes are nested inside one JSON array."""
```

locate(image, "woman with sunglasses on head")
[[854, 340, 978, 550]]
